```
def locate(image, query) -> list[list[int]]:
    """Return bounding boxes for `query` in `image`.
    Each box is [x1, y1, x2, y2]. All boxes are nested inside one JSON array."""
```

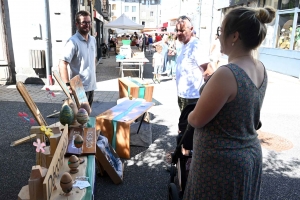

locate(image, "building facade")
[[0, 0, 110, 85], [213, 0, 300, 77], [109, 0, 140, 23]]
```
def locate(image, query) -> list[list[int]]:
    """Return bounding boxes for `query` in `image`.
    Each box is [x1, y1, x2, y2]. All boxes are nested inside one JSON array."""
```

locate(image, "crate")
[[122, 40, 131, 45], [118, 78, 154, 102]]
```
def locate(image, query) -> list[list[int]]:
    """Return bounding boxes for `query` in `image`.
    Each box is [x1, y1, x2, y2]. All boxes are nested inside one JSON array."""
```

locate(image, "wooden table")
[[116, 57, 149, 79], [96, 99, 154, 159], [118, 78, 154, 102]]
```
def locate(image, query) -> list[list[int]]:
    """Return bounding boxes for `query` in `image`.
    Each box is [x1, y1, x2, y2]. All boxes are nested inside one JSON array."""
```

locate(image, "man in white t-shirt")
[[175, 16, 212, 112]]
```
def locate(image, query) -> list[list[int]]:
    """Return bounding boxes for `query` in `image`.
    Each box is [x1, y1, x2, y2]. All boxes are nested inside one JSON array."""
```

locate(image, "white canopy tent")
[[104, 14, 144, 30], [111, 28, 141, 35]]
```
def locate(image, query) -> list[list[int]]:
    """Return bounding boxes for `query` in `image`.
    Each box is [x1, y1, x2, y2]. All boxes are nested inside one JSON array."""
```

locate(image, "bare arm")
[[58, 60, 72, 94], [188, 67, 237, 128], [200, 62, 215, 81], [58, 60, 69, 83]]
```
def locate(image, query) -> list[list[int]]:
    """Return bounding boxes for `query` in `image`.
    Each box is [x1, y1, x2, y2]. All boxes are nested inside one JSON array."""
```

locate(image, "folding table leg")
[[136, 113, 146, 134]]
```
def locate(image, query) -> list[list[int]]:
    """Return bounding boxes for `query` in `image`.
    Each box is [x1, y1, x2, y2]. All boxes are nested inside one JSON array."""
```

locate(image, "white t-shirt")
[[153, 52, 164, 66], [176, 37, 208, 99]]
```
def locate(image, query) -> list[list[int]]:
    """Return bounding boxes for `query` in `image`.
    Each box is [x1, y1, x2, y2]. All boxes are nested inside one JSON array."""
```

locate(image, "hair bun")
[[255, 6, 276, 24]]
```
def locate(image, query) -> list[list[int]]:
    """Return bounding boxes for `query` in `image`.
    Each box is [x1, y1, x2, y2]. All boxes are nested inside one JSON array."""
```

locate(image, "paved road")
[[0, 50, 300, 199]]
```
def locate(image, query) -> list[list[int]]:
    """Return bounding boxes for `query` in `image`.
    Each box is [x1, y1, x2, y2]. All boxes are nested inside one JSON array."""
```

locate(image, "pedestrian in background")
[[155, 33, 161, 42], [152, 45, 164, 83], [175, 16, 211, 112], [166, 34, 177, 79], [58, 10, 97, 106], [185, 6, 276, 199]]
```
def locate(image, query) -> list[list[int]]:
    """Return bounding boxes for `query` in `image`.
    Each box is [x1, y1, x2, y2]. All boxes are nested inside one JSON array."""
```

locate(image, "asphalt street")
[[0, 50, 300, 199]]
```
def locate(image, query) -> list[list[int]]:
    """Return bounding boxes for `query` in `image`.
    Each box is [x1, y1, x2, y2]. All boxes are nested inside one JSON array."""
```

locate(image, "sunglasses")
[[216, 26, 221, 37]]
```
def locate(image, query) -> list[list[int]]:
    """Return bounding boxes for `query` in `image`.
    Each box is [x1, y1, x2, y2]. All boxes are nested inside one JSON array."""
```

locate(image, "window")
[[264, 0, 279, 8], [112, 4, 116, 10], [150, 11, 153, 16], [151, 0, 155, 3], [132, 17, 136, 22], [276, 13, 299, 50], [125, 6, 129, 12], [279, 0, 299, 9], [132, 6, 136, 12]]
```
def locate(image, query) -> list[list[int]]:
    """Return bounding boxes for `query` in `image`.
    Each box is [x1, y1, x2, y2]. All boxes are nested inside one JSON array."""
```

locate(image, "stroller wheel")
[[169, 165, 176, 183], [168, 183, 180, 200]]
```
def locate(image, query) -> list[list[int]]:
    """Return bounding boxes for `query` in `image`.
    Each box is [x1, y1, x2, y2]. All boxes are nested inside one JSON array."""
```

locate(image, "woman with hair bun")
[[184, 6, 276, 199]]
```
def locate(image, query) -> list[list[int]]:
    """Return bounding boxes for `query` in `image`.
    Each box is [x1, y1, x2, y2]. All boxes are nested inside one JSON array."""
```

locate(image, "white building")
[[110, 0, 140, 23], [0, 0, 110, 85]]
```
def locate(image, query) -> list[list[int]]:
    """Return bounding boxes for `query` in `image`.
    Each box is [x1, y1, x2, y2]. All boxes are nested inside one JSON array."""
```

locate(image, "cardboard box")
[[118, 78, 154, 102], [95, 136, 123, 185]]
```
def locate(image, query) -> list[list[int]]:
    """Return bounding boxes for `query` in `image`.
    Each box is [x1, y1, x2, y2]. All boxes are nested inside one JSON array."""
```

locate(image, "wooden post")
[[28, 165, 47, 200]]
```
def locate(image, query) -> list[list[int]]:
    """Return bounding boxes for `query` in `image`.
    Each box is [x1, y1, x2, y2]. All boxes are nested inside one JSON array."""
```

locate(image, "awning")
[[162, 22, 168, 28]]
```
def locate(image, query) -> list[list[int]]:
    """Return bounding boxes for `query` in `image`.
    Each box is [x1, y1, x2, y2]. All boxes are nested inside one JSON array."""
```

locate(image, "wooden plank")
[[82, 127, 96, 155], [10, 134, 36, 147], [52, 70, 72, 99], [40, 147, 52, 169], [69, 75, 89, 108], [43, 124, 69, 200], [49, 133, 62, 156], [16, 82, 47, 126], [28, 165, 47, 200], [18, 185, 30, 200]]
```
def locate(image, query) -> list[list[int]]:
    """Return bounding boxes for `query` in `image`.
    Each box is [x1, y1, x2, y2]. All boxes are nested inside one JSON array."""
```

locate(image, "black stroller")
[[168, 103, 196, 200]]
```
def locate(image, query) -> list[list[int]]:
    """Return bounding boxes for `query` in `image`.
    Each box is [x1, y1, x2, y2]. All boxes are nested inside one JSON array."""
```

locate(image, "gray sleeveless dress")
[[183, 64, 267, 200]]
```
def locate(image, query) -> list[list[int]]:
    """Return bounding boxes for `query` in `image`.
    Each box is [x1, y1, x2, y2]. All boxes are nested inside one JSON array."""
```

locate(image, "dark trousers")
[[85, 91, 94, 107], [177, 96, 198, 112]]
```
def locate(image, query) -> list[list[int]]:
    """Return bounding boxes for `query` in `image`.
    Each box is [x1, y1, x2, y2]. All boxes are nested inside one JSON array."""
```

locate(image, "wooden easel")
[[12, 74, 90, 146], [48, 72, 89, 118], [10, 82, 48, 146], [46, 70, 73, 118]]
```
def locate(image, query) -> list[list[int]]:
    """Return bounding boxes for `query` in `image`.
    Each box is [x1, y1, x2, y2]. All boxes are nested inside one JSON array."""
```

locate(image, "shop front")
[[94, 10, 104, 60], [215, 0, 300, 77]]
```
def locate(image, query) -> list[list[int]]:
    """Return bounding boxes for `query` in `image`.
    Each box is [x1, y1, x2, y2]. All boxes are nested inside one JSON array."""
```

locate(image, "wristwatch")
[[66, 82, 70, 86]]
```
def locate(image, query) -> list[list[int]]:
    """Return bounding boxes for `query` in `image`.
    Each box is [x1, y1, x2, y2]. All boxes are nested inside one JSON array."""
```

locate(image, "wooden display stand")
[[18, 124, 96, 200], [96, 99, 154, 159], [118, 78, 154, 102]]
